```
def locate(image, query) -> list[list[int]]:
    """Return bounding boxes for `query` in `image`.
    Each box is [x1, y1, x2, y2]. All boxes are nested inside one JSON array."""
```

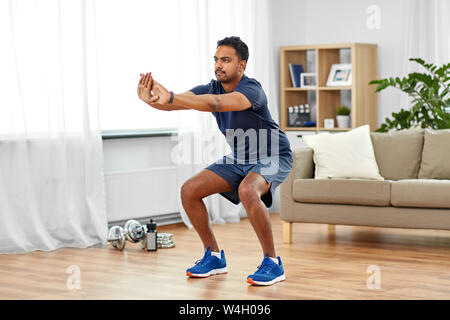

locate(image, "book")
[[288, 63, 304, 87]]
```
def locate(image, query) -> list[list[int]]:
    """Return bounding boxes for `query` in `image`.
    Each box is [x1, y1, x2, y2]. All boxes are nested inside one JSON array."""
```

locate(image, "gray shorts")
[[205, 154, 293, 208]]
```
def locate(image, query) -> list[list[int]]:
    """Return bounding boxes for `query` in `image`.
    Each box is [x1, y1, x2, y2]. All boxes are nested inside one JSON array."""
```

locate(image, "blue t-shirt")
[[190, 74, 292, 163]]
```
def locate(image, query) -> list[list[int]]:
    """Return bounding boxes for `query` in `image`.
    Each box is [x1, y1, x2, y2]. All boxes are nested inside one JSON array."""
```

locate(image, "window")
[[95, 0, 182, 131], [1, 0, 258, 136], [95, 0, 254, 132]]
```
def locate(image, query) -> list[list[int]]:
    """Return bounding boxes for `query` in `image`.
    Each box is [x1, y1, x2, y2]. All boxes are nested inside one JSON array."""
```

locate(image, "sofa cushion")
[[302, 125, 384, 180], [418, 129, 450, 179], [370, 129, 424, 180], [391, 179, 450, 208], [293, 178, 391, 206]]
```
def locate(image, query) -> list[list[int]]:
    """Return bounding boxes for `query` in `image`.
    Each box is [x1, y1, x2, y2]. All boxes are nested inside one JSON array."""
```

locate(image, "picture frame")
[[300, 73, 317, 88], [326, 63, 352, 86]]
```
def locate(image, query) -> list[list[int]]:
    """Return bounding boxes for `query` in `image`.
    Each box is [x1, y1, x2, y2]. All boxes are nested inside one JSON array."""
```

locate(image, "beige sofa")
[[280, 128, 450, 243]]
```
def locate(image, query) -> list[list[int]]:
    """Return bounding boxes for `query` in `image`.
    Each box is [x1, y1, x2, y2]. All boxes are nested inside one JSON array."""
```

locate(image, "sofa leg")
[[328, 224, 335, 232], [283, 222, 292, 244]]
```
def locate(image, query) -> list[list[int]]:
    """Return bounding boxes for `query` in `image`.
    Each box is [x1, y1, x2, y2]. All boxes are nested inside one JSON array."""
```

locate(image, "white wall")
[[271, 0, 411, 126]]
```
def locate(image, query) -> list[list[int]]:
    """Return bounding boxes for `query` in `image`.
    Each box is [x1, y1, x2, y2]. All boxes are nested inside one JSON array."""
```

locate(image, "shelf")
[[285, 127, 318, 131], [280, 43, 378, 133], [318, 86, 352, 90], [285, 127, 352, 132], [284, 87, 317, 91], [318, 127, 351, 131]]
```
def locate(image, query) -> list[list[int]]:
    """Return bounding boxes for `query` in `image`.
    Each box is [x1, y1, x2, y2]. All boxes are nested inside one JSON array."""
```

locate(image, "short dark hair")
[[217, 36, 249, 62]]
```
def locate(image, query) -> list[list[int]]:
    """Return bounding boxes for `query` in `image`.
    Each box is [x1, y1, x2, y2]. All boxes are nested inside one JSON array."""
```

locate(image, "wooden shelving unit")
[[280, 43, 378, 133]]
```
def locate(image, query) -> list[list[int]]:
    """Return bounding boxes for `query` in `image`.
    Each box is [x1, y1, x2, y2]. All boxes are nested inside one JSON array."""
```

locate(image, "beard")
[[215, 70, 233, 83]]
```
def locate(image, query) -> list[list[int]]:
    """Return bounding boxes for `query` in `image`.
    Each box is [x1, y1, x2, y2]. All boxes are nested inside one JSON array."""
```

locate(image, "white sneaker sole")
[[247, 274, 286, 286], [186, 266, 228, 278]]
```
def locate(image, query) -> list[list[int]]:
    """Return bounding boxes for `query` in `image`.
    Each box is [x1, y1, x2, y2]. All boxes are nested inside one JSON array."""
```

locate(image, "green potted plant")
[[336, 105, 351, 128], [369, 58, 450, 132]]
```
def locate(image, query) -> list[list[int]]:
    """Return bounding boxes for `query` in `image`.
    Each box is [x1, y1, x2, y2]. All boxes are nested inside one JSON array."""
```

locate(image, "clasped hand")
[[137, 72, 170, 105]]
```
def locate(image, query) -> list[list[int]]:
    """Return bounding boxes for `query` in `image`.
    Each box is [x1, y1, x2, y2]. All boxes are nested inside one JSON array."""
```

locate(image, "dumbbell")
[[107, 219, 145, 250], [107, 226, 126, 251], [124, 219, 145, 243]]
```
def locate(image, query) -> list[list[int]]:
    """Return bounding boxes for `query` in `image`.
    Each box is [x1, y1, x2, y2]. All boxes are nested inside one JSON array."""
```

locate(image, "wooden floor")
[[1, 213, 450, 300]]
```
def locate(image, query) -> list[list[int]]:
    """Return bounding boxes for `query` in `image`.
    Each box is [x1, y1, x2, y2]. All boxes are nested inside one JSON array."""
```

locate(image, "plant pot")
[[336, 115, 350, 128]]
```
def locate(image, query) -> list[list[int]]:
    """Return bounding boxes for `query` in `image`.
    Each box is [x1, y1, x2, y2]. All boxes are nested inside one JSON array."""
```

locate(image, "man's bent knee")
[[181, 180, 200, 203], [238, 184, 260, 207]]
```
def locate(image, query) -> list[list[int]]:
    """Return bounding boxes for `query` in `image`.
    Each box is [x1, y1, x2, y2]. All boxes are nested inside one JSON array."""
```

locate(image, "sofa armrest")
[[290, 147, 314, 180], [280, 147, 314, 221]]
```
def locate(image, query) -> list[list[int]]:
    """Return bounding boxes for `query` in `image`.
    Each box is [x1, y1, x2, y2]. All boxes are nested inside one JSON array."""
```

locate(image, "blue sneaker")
[[247, 255, 285, 285], [186, 247, 227, 278]]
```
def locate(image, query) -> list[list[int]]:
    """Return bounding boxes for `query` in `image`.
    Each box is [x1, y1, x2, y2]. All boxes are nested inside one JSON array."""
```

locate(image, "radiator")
[[104, 166, 180, 222]]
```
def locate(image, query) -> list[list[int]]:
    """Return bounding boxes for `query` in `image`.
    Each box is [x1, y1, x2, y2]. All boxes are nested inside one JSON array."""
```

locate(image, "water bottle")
[[288, 106, 295, 126], [145, 219, 157, 251]]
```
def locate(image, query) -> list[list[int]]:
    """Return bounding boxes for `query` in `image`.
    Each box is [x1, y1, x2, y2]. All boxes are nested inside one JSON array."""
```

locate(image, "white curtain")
[[403, 0, 450, 72], [401, 0, 450, 107], [170, 0, 277, 228], [0, 0, 108, 254]]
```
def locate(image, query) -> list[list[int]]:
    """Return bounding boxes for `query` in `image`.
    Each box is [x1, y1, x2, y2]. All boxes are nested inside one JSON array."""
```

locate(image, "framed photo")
[[300, 73, 317, 88], [326, 64, 352, 86]]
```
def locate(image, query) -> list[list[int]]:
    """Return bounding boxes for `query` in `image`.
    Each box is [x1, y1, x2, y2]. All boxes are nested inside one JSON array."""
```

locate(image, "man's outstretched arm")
[[171, 92, 252, 112], [140, 72, 252, 112]]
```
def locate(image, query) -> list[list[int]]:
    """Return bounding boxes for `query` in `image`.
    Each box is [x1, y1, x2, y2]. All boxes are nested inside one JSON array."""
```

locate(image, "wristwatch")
[[169, 91, 174, 104]]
